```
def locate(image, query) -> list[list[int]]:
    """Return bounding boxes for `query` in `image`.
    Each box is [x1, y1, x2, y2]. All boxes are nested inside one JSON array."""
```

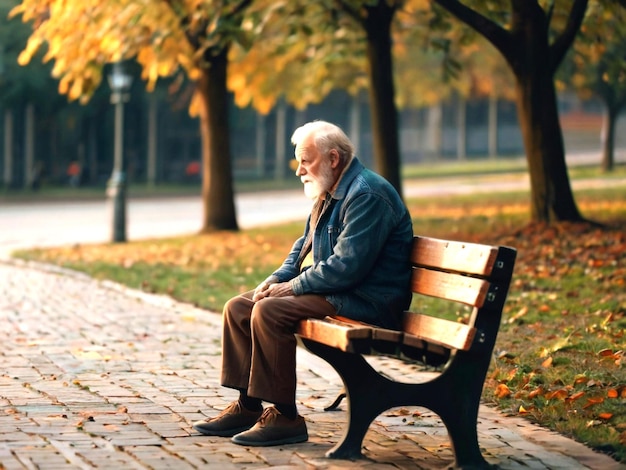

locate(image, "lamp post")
[[107, 62, 132, 243]]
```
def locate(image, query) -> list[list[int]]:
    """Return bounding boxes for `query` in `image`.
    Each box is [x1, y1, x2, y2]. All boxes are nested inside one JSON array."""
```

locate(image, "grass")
[[13, 180, 626, 464]]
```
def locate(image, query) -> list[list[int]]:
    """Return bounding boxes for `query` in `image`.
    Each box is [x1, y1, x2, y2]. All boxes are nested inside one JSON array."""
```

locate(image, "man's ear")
[[329, 149, 341, 169]]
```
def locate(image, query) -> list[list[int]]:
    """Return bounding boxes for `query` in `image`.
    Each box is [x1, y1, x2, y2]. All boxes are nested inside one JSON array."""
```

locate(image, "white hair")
[[291, 120, 355, 164]]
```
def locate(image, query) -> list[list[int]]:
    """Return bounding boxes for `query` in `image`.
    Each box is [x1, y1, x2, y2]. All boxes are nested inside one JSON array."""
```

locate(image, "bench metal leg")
[[420, 353, 492, 469], [302, 339, 493, 468], [302, 339, 401, 459], [324, 389, 346, 411]]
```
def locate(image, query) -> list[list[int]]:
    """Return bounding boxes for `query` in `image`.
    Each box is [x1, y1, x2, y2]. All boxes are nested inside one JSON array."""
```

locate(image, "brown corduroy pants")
[[220, 291, 336, 405]]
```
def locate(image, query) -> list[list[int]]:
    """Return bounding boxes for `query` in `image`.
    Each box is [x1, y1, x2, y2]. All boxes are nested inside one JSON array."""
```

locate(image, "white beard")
[[303, 180, 325, 199], [303, 162, 335, 200]]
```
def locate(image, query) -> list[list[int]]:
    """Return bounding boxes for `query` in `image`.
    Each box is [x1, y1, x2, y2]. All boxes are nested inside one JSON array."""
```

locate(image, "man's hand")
[[265, 282, 294, 298], [252, 278, 294, 301], [252, 276, 278, 302]]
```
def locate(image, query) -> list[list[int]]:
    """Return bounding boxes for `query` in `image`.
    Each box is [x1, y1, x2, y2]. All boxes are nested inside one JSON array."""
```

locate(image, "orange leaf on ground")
[[545, 389, 569, 400], [567, 391, 585, 402], [597, 413, 613, 420], [583, 397, 605, 409], [495, 384, 511, 398], [597, 348, 615, 357]]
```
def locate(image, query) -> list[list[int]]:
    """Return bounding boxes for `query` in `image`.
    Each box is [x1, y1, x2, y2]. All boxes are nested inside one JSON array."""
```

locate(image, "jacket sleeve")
[[271, 219, 310, 282]]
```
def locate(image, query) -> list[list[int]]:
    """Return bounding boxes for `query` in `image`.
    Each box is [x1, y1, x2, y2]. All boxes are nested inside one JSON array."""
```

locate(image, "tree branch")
[[550, 0, 589, 70], [432, 0, 514, 61], [230, 0, 253, 18], [160, 0, 197, 48], [335, 0, 363, 25]]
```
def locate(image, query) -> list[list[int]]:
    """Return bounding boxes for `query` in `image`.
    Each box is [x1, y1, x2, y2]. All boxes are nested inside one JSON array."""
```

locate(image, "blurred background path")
[[1, 152, 624, 259]]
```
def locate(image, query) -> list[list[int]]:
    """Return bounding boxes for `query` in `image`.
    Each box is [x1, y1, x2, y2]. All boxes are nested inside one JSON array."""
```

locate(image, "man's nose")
[[290, 159, 303, 176]]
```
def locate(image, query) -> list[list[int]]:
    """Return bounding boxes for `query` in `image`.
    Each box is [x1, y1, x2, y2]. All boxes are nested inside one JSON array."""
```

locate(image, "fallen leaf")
[[508, 307, 528, 324], [495, 384, 511, 398], [545, 389, 569, 400], [586, 419, 602, 428], [385, 408, 411, 417], [583, 397, 605, 409], [568, 391, 585, 402], [497, 350, 517, 360], [598, 348, 614, 357], [574, 375, 589, 385]]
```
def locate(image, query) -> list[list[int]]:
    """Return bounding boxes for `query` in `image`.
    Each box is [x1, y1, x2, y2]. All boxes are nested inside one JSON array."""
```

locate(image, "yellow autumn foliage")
[[11, 0, 204, 103]]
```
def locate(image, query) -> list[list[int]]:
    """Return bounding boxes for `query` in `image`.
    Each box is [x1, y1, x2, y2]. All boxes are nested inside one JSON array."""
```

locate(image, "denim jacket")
[[272, 158, 413, 330]]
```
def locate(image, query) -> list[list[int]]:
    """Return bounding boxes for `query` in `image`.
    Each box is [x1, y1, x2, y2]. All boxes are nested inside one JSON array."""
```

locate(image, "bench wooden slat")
[[411, 267, 490, 307], [296, 318, 372, 353], [402, 311, 476, 351], [412, 236, 499, 277], [297, 316, 404, 354], [331, 315, 403, 342]]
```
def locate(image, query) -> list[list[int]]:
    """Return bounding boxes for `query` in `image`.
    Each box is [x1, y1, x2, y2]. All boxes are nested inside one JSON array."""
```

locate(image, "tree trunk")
[[363, 3, 403, 198], [600, 104, 617, 173], [434, 0, 588, 224], [196, 48, 239, 232], [255, 113, 266, 178], [24, 103, 35, 189], [147, 94, 158, 186], [456, 95, 466, 161], [514, 70, 583, 222], [508, 0, 584, 223], [426, 103, 443, 160], [488, 94, 498, 159], [274, 99, 287, 180], [505, 0, 585, 223], [3, 108, 13, 188]]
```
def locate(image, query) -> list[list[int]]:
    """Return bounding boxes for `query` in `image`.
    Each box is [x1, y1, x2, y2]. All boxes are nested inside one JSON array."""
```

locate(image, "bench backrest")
[[402, 236, 517, 358], [296, 236, 517, 363]]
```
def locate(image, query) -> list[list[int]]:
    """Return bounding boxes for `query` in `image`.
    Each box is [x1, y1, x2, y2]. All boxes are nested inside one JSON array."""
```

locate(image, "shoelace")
[[212, 401, 240, 420], [257, 407, 279, 425]]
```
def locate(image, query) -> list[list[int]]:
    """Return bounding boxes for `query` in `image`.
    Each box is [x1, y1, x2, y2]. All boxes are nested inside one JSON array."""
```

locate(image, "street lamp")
[[106, 61, 133, 243]]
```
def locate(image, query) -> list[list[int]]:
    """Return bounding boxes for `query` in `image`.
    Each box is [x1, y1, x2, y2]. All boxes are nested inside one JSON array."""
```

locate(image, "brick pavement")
[[0, 260, 623, 470]]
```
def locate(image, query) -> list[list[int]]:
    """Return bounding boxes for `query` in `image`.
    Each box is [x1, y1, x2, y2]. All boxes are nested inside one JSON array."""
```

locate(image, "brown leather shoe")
[[192, 401, 263, 437], [231, 406, 308, 446]]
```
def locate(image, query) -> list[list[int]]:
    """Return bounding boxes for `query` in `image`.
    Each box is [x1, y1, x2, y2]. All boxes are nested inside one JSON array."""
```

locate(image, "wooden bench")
[[296, 235, 517, 468]]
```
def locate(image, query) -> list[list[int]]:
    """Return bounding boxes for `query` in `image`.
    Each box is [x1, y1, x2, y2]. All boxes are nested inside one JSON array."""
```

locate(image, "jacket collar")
[[330, 157, 363, 201]]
